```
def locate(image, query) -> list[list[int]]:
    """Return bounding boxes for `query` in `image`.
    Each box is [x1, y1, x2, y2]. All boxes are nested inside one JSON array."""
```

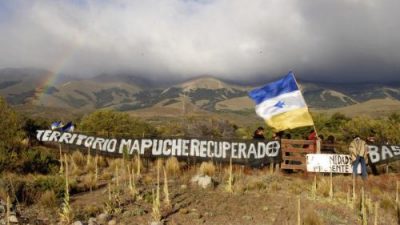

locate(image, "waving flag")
[[248, 71, 314, 131], [61, 121, 75, 132], [51, 121, 63, 130]]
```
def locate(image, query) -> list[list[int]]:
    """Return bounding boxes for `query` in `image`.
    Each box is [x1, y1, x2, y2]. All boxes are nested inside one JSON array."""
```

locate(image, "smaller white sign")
[[306, 154, 361, 174]]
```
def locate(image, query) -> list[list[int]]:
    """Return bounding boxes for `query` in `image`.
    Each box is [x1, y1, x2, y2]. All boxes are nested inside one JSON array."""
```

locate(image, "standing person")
[[349, 135, 369, 179], [308, 130, 317, 141], [253, 127, 265, 140], [366, 132, 379, 175], [303, 129, 317, 149], [322, 135, 336, 154], [284, 133, 292, 139]]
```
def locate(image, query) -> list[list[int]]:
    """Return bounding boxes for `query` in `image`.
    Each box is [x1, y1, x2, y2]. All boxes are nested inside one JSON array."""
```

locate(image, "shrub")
[[71, 151, 86, 169], [38, 190, 57, 208], [81, 172, 96, 192], [245, 176, 267, 191], [20, 147, 59, 174], [303, 208, 324, 225], [1, 174, 65, 205], [199, 161, 216, 176], [165, 157, 180, 176], [97, 155, 108, 168], [79, 109, 158, 137], [317, 177, 330, 197], [380, 193, 396, 212]]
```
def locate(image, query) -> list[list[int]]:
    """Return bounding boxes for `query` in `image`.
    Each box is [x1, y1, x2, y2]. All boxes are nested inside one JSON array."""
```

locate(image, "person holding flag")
[[248, 71, 314, 131]]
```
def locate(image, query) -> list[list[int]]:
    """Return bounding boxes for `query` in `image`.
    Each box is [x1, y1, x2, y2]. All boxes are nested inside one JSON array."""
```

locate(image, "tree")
[[0, 97, 23, 170], [0, 97, 22, 150], [79, 109, 158, 138], [22, 117, 49, 146]]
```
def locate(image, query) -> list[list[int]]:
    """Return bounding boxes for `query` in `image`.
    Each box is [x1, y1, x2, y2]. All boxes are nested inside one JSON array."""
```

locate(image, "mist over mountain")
[[1, 67, 400, 119]]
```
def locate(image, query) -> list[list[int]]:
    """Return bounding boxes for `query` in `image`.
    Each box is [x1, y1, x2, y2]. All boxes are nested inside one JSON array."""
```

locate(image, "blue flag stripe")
[[248, 71, 298, 105]]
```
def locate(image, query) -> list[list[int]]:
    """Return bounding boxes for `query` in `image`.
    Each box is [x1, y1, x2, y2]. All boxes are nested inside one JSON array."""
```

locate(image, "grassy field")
[[314, 98, 400, 118], [2, 148, 400, 224]]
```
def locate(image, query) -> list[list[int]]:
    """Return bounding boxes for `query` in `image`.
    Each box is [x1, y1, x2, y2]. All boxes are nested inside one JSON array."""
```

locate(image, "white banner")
[[306, 154, 361, 174]]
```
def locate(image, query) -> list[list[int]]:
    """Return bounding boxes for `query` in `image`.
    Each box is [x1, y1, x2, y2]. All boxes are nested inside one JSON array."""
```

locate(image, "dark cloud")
[[0, 0, 399, 83]]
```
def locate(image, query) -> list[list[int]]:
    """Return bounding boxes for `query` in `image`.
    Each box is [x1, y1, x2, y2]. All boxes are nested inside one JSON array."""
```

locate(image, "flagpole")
[[292, 72, 321, 153], [291, 71, 320, 138]]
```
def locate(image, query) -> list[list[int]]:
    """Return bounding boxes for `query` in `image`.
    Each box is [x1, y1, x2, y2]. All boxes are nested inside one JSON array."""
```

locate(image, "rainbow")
[[34, 37, 84, 105]]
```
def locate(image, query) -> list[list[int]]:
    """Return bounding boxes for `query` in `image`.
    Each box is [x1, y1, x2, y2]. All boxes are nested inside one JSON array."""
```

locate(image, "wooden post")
[[352, 175, 356, 202], [347, 186, 350, 205], [86, 146, 91, 166], [115, 165, 119, 188], [362, 187, 367, 225], [59, 144, 64, 173], [374, 202, 378, 225], [95, 154, 98, 189], [329, 172, 333, 200], [396, 181, 399, 204], [108, 183, 112, 202], [316, 138, 321, 153], [297, 197, 301, 225], [6, 194, 10, 225], [312, 175, 317, 200]]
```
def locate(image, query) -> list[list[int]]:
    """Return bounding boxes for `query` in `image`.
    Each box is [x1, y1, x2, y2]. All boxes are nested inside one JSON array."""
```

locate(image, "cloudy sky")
[[0, 0, 399, 83]]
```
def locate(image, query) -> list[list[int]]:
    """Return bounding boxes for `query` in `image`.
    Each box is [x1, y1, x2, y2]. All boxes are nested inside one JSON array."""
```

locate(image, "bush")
[[79, 109, 158, 138], [165, 157, 180, 176], [303, 208, 324, 225], [71, 151, 86, 169], [19, 147, 60, 174], [81, 172, 96, 191], [199, 161, 216, 176], [1, 174, 65, 205], [38, 190, 57, 208], [380, 193, 396, 213]]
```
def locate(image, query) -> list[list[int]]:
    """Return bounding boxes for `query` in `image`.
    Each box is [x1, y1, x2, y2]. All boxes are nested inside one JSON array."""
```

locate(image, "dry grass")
[[142, 174, 154, 185], [380, 193, 396, 213], [71, 151, 86, 168], [0, 186, 8, 201], [225, 158, 234, 193], [108, 158, 124, 171], [317, 177, 331, 197], [155, 158, 164, 169], [163, 167, 171, 207], [97, 155, 108, 168], [128, 166, 137, 199], [85, 155, 95, 173], [81, 172, 96, 192], [135, 154, 142, 176], [303, 208, 324, 225], [151, 188, 161, 222], [152, 159, 162, 223], [99, 171, 113, 181], [199, 161, 216, 176], [165, 157, 180, 176], [245, 176, 267, 191], [60, 154, 73, 224], [39, 190, 57, 208]]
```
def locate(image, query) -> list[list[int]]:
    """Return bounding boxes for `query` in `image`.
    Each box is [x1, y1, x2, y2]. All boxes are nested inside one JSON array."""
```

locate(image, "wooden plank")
[[281, 139, 315, 145], [282, 148, 315, 153], [280, 164, 306, 170], [282, 156, 306, 162]]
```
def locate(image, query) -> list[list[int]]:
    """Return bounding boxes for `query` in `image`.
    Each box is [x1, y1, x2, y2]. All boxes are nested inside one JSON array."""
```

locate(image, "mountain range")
[[1, 67, 400, 119]]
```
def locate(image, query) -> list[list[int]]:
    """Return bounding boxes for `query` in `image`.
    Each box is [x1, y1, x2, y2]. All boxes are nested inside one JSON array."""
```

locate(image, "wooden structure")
[[280, 139, 317, 171]]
